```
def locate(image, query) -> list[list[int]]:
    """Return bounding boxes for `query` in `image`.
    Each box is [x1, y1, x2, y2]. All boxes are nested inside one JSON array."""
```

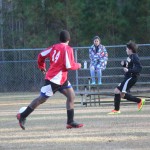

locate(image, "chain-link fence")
[[74, 44, 150, 91], [0, 44, 150, 93], [0, 48, 44, 92]]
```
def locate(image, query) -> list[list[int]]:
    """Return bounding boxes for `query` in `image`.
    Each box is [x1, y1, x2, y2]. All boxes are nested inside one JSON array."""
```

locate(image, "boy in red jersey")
[[16, 30, 83, 130]]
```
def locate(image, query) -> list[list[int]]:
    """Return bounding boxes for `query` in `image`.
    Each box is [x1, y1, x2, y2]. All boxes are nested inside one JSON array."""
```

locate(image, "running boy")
[[108, 40, 145, 114], [16, 30, 84, 129]]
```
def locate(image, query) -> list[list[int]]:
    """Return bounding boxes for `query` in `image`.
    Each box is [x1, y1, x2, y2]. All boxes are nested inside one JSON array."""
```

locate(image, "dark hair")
[[59, 30, 70, 42], [126, 40, 138, 53], [93, 36, 101, 41]]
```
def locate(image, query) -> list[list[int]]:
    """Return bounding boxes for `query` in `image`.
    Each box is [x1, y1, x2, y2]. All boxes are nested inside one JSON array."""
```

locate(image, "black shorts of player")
[[117, 76, 138, 93], [40, 79, 72, 98]]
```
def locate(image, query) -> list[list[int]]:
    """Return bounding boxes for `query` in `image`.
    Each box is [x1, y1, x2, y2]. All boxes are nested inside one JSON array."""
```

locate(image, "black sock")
[[114, 94, 121, 111], [124, 93, 141, 103], [21, 106, 34, 118], [67, 109, 74, 124]]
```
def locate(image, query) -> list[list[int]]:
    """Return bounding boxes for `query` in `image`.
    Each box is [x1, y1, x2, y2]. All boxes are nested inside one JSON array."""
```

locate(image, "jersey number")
[[52, 50, 60, 63]]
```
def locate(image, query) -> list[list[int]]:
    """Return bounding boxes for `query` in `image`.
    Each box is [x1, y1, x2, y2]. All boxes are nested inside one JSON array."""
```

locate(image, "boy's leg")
[[16, 81, 56, 130], [62, 87, 75, 124], [60, 83, 83, 128], [109, 77, 133, 114], [108, 88, 121, 114], [123, 93, 145, 111], [122, 77, 145, 111], [114, 93, 121, 111], [23, 95, 49, 117], [16, 96, 48, 130], [124, 93, 141, 103]]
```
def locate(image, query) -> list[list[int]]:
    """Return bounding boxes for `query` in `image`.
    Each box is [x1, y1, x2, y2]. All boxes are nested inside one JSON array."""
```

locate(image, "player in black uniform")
[[108, 40, 145, 114]]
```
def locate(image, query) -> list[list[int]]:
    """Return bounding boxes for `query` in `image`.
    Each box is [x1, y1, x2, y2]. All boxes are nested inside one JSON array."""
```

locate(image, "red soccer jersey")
[[38, 43, 80, 85]]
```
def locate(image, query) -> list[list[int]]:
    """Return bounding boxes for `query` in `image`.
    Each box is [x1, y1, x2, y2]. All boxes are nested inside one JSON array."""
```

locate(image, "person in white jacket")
[[89, 36, 108, 84]]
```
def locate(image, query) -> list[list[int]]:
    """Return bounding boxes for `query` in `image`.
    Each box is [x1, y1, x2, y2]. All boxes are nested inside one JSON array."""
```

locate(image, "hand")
[[121, 61, 125, 66], [41, 68, 47, 74], [123, 67, 128, 72], [78, 63, 81, 69]]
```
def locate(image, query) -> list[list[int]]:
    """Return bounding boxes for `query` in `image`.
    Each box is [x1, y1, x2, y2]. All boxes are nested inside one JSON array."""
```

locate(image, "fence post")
[[74, 48, 79, 91]]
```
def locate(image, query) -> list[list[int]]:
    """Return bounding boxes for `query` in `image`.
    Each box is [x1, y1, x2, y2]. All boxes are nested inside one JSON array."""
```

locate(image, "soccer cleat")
[[108, 110, 121, 115], [138, 98, 145, 111], [66, 121, 84, 129], [16, 113, 26, 130]]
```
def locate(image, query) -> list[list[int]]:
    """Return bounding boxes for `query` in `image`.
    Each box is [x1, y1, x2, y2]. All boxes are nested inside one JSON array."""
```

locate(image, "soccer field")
[[0, 92, 150, 150]]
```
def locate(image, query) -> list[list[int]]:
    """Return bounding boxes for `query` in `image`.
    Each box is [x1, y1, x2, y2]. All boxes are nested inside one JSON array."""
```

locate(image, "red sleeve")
[[38, 46, 52, 70], [65, 47, 80, 70]]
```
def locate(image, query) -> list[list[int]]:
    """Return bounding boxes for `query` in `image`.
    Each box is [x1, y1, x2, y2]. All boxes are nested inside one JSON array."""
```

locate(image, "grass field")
[[0, 92, 150, 150]]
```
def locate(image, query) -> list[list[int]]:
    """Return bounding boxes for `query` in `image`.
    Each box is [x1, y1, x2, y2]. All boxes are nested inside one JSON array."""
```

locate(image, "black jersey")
[[123, 53, 142, 78]]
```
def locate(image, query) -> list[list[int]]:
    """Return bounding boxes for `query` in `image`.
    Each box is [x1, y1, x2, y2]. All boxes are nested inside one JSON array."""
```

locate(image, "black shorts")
[[40, 80, 72, 97], [117, 76, 138, 93]]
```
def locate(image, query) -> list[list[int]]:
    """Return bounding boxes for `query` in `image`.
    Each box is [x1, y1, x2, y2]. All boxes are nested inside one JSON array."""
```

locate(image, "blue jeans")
[[90, 66, 102, 83]]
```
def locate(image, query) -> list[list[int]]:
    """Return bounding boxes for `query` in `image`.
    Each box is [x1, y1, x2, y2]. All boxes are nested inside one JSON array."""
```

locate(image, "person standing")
[[89, 36, 108, 85], [108, 40, 145, 114], [16, 30, 84, 129]]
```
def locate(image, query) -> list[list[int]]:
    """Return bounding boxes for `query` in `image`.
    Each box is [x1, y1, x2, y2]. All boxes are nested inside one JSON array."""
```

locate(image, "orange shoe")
[[138, 99, 145, 111], [108, 110, 121, 115]]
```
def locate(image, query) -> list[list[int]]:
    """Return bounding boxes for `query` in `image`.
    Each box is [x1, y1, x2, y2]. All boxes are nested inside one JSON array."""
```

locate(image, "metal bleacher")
[[72, 45, 150, 106]]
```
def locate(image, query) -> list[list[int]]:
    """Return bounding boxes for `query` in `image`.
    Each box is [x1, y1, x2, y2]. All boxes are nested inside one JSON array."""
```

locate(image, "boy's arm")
[[38, 46, 52, 72], [128, 55, 142, 74], [121, 60, 126, 67], [65, 47, 81, 70]]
